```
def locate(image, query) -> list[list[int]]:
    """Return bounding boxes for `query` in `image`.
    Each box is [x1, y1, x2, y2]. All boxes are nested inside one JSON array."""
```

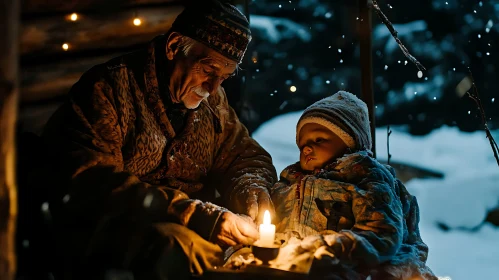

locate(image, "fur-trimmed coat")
[[41, 35, 277, 243], [271, 151, 436, 279]]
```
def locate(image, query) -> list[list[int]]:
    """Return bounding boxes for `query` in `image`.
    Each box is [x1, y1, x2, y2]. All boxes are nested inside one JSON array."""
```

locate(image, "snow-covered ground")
[[253, 111, 499, 280]]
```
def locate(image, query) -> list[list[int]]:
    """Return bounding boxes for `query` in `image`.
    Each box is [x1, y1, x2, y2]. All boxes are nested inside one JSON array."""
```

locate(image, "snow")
[[253, 111, 499, 280], [385, 74, 446, 106], [250, 15, 312, 43]]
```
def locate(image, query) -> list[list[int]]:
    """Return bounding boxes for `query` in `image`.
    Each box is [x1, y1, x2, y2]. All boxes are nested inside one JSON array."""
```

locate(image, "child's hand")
[[298, 235, 339, 263], [313, 246, 338, 263], [299, 235, 327, 252]]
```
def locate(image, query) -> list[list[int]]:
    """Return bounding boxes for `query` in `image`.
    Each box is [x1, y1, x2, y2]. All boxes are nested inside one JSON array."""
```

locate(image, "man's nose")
[[203, 77, 223, 95]]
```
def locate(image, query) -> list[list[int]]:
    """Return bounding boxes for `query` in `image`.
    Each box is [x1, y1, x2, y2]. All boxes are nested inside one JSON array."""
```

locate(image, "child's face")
[[298, 123, 348, 171]]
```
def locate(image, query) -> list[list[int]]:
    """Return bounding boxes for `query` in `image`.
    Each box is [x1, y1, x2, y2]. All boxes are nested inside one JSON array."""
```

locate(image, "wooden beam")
[[0, 0, 19, 279], [21, 53, 121, 102], [22, 0, 181, 17], [21, 5, 183, 59]]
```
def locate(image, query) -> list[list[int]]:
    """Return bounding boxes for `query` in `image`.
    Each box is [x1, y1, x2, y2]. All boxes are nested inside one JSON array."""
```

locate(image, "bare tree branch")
[[387, 125, 392, 165], [371, 0, 426, 71], [466, 69, 499, 167]]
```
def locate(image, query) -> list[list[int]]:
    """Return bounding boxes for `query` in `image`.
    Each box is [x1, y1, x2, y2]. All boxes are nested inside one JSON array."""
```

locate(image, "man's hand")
[[234, 185, 275, 223], [211, 211, 259, 247]]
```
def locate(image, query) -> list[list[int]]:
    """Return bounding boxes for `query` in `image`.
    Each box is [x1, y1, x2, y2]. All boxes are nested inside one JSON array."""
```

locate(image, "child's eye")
[[315, 138, 324, 143]]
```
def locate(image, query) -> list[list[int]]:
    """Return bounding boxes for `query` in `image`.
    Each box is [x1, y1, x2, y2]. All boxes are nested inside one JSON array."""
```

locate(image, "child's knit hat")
[[296, 91, 372, 151]]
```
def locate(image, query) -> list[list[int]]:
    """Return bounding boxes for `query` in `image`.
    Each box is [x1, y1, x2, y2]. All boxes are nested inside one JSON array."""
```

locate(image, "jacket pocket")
[[313, 179, 355, 232]]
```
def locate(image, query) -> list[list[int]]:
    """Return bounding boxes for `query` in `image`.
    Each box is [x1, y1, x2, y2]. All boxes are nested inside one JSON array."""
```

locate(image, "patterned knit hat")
[[296, 91, 372, 151], [170, 0, 251, 63]]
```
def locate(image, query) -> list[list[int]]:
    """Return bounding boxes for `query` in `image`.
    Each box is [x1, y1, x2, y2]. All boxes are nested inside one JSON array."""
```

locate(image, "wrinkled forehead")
[[190, 43, 238, 69]]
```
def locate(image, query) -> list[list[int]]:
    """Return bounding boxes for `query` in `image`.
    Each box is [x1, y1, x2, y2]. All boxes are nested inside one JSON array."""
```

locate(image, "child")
[[271, 91, 436, 280]]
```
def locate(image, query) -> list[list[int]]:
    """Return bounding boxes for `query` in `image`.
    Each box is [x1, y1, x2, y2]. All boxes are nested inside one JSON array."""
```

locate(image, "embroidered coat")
[[271, 151, 436, 279], [41, 35, 277, 243]]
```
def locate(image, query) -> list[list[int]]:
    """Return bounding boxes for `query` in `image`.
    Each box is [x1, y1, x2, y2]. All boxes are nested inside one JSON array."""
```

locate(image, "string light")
[[70, 13, 78, 21], [133, 18, 142, 26], [290, 86, 297, 92], [62, 43, 69, 51]]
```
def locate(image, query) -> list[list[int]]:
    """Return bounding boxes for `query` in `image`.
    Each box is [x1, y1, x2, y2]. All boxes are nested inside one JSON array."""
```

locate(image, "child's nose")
[[303, 146, 312, 155]]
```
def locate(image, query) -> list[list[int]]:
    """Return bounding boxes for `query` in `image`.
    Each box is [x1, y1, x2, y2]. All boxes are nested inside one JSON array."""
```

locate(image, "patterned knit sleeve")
[[206, 87, 278, 215], [42, 66, 225, 241]]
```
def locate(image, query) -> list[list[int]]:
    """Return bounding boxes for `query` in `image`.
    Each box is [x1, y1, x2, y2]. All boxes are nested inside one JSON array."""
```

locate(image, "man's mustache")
[[193, 86, 210, 98]]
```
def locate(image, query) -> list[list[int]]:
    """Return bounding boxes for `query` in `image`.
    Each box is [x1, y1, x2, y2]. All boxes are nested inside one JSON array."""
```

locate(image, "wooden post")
[[0, 0, 19, 279], [358, 0, 376, 157]]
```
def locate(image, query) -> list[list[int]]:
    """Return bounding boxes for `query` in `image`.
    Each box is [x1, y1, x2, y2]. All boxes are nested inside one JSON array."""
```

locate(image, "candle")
[[258, 210, 275, 247]]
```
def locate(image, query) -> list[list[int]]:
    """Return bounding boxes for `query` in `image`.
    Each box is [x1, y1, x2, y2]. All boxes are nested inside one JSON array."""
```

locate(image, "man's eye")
[[222, 74, 233, 80]]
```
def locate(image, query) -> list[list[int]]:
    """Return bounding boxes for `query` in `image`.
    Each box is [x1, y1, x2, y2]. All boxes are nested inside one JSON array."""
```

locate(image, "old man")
[[40, 1, 277, 279]]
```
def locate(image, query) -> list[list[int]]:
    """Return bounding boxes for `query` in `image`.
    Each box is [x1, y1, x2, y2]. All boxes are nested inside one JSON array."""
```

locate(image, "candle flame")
[[263, 210, 271, 225]]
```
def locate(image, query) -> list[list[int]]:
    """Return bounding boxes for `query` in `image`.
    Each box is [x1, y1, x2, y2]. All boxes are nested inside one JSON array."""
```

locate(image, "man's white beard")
[[184, 86, 210, 109]]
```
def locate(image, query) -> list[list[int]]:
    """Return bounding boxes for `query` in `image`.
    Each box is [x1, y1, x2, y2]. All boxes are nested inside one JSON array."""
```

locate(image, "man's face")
[[168, 39, 238, 109], [298, 123, 348, 171]]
